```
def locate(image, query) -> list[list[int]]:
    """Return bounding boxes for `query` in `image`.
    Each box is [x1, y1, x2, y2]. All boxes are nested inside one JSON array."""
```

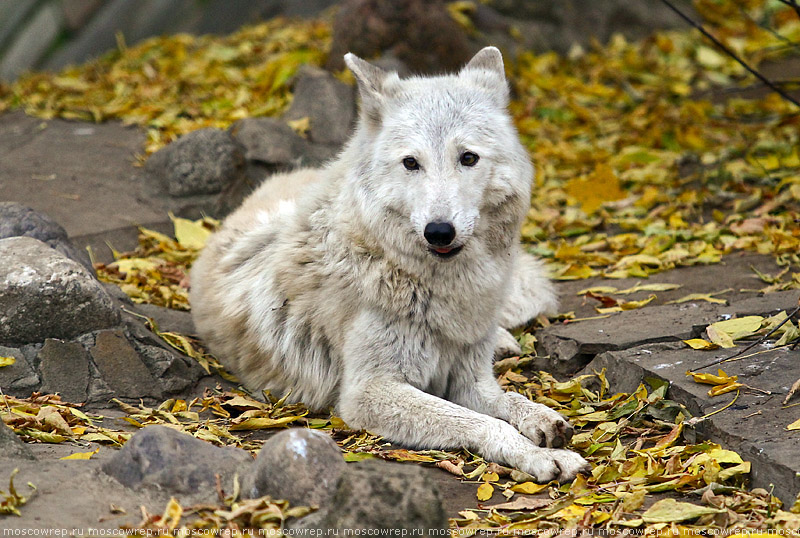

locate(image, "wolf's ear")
[[344, 53, 397, 126], [459, 46, 509, 107]]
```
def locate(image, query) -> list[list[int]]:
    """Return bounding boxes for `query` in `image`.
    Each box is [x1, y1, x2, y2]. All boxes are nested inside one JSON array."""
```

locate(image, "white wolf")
[[191, 47, 589, 482]]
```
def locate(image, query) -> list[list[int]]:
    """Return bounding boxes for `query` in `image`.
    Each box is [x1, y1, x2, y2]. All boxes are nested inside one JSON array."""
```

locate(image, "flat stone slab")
[[89, 329, 163, 399], [38, 338, 91, 403], [0, 111, 166, 238], [0, 457, 169, 530], [585, 341, 800, 504], [539, 288, 799, 373], [554, 251, 793, 319]]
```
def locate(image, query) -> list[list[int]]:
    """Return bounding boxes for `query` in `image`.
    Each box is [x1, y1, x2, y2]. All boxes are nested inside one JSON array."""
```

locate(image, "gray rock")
[[537, 302, 725, 374], [284, 66, 356, 147], [145, 128, 246, 197], [128, 303, 195, 336], [729, 290, 799, 317], [538, 290, 800, 375], [120, 310, 207, 387], [299, 460, 447, 532], [38, 339, 90, 403], [0, 345, 39, 397], [102, 425, 252, 496], [88, 329, 162, 400], [243, 429, 345, 508], [0, 237, 119, 346], [229, 118, 335, 170], [0, 202, 92, 270], [0, 421, 35, 461], [134, 342, 205, 394]]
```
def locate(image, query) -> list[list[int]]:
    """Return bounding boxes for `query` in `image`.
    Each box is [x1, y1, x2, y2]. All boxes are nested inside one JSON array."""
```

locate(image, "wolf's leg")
[[498, 250, 558, 330], [447, 336, 589, 478], [494, 326, 522, 359], [338, 313, 588, 483]]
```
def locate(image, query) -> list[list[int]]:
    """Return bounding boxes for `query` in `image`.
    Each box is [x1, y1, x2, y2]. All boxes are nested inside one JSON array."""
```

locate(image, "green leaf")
[[642, 499, 724, 523]]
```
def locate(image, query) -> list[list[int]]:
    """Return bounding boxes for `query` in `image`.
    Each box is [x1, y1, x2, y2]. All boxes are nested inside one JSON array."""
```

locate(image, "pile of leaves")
[[0, 18, 330, 156], [445, 361, 794, 533], [122, 496, 313, 536], [94, 214, 217, 311], [3, 364, 799, 533], [511, 1, 800, 281]]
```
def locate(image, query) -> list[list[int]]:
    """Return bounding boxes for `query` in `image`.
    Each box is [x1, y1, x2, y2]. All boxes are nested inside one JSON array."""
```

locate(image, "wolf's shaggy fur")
[[191, 48, 588, 482]]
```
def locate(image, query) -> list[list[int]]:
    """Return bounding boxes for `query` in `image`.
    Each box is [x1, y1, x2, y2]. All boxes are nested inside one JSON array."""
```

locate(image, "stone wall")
[[0, 0, 337, 82]]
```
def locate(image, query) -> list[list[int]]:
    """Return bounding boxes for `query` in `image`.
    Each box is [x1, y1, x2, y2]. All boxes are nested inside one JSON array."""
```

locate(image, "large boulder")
[[229, 117, 335, 170], [284, 66, 356, 148], [0, 345, 39, 397], [242, 428, 346, 508], [0, 202, 92, 270], [0, 421, 36, 461], [0, 237, 119, 346], [326, 0, 471, 74], [102, 426, 252, 497], [298, 459, 448, 532], [145, 128, 246, 197]]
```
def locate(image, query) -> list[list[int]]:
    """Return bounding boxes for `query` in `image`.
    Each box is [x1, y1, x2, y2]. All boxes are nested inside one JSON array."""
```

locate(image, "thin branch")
[[659, 0, 800, 110]]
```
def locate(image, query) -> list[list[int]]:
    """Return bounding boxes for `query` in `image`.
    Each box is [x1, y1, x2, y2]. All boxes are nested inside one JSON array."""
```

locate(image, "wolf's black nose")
[[424, 222, 456, 246]]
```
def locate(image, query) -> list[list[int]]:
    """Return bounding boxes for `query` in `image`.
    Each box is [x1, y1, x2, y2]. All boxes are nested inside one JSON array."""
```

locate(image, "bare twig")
[[659, 0, 800, 110], [686, 389, 740, 426]]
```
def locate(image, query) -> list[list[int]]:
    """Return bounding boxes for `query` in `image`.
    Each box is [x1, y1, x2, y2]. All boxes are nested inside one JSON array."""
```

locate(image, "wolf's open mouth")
[[429, 245, 463, 259]]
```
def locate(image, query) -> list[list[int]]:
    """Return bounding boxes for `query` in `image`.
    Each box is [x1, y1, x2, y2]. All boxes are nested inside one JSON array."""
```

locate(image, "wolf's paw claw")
[[519, 405, 575, 449], [521, 449, 590, 484]]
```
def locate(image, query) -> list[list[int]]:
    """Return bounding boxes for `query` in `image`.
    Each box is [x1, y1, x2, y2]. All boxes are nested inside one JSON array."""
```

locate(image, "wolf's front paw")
[[517, 448, 590, 484], [518, 404, 574, 448], [494, 327, 522, 359]]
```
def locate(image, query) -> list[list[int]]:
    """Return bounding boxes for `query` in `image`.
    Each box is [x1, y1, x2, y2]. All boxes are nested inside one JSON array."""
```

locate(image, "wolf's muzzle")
[[424, 221, 462, 258]]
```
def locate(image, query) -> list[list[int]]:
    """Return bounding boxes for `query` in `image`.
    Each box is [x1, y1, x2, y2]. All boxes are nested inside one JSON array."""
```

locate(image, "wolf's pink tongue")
[[433, 247, 452, 254]]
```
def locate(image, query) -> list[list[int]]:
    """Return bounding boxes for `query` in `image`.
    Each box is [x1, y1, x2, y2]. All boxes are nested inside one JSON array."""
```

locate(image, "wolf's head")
[[342, 47, 533, 263]]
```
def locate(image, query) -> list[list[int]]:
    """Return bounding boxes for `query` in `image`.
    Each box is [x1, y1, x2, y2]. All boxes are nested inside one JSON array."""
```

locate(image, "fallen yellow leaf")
[[596, 294, 656, 314], [683, 338, 718, 350], [564, 163, 626, 214], [476, 482, 494, 501], [708, 316, 764, 341], [482, 471, 500, 482], [511, 481, 549, 494], [666, 291, 730, 305], [162, 497, 183, 532], [229, 414, 306, 431], [642, 498, 724, 523], [170, 214, 212, 250], [787, 418, 800, 431], [689, 369, 738, 386], [60, 448, 100, 460], [0, 356, 15, 368], [708, 381, 744, 397], [706, 324, 735, 348]]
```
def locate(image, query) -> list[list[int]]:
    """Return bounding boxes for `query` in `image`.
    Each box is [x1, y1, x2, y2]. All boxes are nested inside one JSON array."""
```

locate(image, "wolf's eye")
[[460, 151, 479, 167], [403, 157, 420, 171]]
